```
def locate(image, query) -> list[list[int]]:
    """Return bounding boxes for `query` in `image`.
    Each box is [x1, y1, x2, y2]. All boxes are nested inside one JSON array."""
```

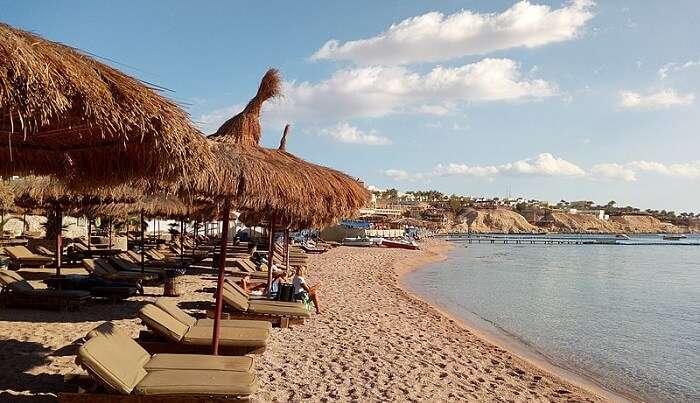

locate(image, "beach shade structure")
[[80, 195, 220, 272], [193, 69, 369, 354], [0, 23, 213, 188], [10, 176, 140, 275]]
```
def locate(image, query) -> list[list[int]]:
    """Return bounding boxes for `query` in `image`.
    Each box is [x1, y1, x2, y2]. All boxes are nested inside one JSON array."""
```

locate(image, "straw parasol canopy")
[[9, 176, 139, 211], [0, 23, 213, 187], [81, 196, 221, 221], [198, 69, 369, 228]]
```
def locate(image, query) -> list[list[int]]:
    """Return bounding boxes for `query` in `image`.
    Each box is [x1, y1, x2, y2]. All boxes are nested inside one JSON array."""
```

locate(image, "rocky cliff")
[[454, 208, 542, 233]]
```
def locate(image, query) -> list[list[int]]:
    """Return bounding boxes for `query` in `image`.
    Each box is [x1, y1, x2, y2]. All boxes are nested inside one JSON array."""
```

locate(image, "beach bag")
[[277, 283, 295, 302], [297, 292, 315, 312]]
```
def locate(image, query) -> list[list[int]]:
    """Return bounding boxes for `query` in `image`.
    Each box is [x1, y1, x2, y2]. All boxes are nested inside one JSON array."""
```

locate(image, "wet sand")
[[0, 240, 612, 402]]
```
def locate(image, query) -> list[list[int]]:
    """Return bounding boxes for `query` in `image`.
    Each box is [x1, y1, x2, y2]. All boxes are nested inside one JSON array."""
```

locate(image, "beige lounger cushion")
[[85, 322, 151, 367], [134, 369, 257, 396], [225, 279, 305, 308], [222, 285, 251, 312], [138, 304, 188, 342], [154, 298, 197, 327], [78, 334, 147, 394], [195, 318, 273, 330], [154, 297, 272, 330], [0, 269, 89, 298], [180, 326, 268, 348], [5, 246, 53, 263], [145, 354, 253, 372]]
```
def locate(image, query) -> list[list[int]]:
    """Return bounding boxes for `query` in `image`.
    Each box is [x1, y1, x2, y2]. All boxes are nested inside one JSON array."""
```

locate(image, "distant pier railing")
[[434, 233, 700, 246]]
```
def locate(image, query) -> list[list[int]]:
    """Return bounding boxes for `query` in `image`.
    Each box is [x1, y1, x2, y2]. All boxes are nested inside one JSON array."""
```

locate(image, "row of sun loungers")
[[0, 268, 90, 310], [61, 320, 258, 401], [0, 235, 320, 400]]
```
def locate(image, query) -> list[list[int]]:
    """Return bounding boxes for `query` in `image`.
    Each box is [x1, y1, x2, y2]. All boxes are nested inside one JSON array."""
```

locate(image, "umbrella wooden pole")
[[87, 220, 92, 250], [212, 198, 231, 355], [193, 220, 199, 255], [108, 218, 113, 249], [284, 228, 290, 272], [140, 211, 145, 273], [180, 219, 184, 264], [55, 207, 63, 277], [266, 216, 277, 300]]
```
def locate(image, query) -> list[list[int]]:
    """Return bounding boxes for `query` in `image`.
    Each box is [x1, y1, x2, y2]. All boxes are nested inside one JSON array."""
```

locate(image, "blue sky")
[[2, 1, 699, 212]]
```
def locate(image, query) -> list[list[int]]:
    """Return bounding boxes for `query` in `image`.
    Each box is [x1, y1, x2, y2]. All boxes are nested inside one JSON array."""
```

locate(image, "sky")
[[2, 0, 699, 212]]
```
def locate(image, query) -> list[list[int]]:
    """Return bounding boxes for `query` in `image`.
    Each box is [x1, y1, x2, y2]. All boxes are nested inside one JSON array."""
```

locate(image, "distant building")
[[569, 208, 607, 220]]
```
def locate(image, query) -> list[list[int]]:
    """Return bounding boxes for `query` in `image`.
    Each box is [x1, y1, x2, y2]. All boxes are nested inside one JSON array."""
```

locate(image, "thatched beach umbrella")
[[10, 176, 139, 275], [195, 69, 369, 354], [79, 195, 220, 270], [0, 23, 213, 187]]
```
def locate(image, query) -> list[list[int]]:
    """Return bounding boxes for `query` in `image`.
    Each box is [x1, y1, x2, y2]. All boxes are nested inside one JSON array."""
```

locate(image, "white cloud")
[[320, 122, 391, 145], [591, 163, 637, 181], [263, 59, 556, 124], [385, 156, 700, 183], [658, 60, 700, 79], [592, 161, 700, 181], [382, 169, 425, 182], [619, 89, 694, 109], [503, 153, 585, 176], [384, 153, 584, 182], [627, 160, 700, 178], [311, 0, 594, 65], [433, 163, 500, 177], [366, 184, 386, 192], [416, 104, 453, 116]]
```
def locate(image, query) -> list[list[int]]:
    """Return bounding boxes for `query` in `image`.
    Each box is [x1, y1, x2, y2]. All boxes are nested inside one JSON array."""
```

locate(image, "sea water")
[[402, 236, 700, 402]]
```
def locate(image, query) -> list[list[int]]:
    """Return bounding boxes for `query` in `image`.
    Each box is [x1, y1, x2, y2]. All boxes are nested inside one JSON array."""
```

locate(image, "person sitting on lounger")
[[292, 267, 321, 314], [237, 269, 287, 296]]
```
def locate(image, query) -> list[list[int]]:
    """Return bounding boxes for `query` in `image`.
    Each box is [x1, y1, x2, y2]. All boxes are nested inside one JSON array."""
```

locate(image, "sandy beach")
[[0, 240, 610, 402]]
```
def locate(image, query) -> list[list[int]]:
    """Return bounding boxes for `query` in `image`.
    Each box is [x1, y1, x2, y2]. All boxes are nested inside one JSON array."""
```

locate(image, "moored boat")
[[663, 234, 687, 241], [382, 239, 420, 250], [342, 237, 373, 247]]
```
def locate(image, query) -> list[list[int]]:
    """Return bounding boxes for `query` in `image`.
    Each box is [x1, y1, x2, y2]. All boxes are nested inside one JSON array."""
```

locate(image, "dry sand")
[[0, 240, 614, 402]]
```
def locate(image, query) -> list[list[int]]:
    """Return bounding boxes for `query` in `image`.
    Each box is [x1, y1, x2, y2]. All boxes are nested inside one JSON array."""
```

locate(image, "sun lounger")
[[215, 280, 311, 327], [0, 269, 90, 310], [109, 256, 166, 275], [83, 258, 158, 286], [4, 245, 54, 269], [153, 298, 272, 331], [43, 276, 137, 301], [60, 323, 256, 402], [137, 303, 269, 355], [224, 279, 304, 307]]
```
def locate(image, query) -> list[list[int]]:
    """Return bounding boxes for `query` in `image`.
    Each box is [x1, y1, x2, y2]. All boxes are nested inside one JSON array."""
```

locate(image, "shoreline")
[[394, 239, 637, 403]]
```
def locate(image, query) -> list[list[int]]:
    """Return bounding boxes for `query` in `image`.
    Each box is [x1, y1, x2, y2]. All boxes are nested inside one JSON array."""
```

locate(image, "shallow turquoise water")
[[403, 239, 700, 402]]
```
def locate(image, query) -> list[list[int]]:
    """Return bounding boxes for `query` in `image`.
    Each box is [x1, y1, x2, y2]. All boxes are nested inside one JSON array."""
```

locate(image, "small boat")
[[382, 239, 420, 250], [300, 244, 327, 254], [663, 234, 687, 241], [615, 234, 631, 240], [342, 237, 373, 247]]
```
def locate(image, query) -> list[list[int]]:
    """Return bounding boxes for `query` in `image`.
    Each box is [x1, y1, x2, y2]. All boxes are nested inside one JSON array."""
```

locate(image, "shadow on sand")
[[0, 339, 64, 401], [0, 300, 148, 324]]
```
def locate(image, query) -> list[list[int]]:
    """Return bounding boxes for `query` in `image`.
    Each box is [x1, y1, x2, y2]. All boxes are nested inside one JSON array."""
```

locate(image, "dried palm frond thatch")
[[0, 23, 213, 187], [10, 176, 140, 210], [199, 142, 369, 228], [194, 69, 369, 228], [83, 196, 220, 221], [209, 69, 281, 146]]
